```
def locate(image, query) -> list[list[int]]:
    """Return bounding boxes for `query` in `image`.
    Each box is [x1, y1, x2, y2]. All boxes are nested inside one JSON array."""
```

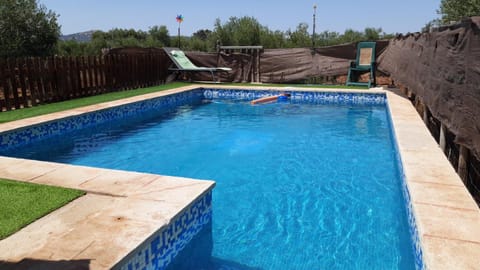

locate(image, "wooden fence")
[[0, 53, 170, 111]]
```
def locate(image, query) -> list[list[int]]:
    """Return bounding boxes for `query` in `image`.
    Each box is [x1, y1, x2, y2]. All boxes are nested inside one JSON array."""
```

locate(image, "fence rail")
[[0, 53, 170, 112]]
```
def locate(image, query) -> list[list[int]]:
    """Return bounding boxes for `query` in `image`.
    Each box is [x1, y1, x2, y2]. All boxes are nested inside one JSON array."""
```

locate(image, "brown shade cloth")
[[185, 51, 253, 82], [105, 47, 165, 55], [378, 17, 480, 160], [185, 41, 389, 83]]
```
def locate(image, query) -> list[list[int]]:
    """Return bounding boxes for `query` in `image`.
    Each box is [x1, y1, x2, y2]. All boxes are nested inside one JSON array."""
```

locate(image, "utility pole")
[[312, 4, 317, 49]]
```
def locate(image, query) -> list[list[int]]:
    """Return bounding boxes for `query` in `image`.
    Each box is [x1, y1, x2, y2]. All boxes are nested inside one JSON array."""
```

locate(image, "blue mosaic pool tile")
[[386, 103, 425, 270], [115, 190, 212, 270], [397, 157, 425, 270], [0, 89, 204, 152], [202, 88, 386, 105]]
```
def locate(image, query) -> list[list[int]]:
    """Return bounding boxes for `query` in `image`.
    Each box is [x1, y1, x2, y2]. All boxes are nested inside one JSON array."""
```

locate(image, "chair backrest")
[[164, 47, 199, 69], [355, 42, 376, 68]]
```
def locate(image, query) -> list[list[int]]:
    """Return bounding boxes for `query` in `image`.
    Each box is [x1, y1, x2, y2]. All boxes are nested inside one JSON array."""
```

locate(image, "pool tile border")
[[114, 191, 213, 270], [203, 88, 386, 105], [386, 90, 480, 269]]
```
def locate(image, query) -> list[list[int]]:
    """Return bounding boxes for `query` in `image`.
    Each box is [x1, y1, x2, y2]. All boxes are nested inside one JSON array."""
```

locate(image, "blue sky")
[[39, 0, 441, 36]]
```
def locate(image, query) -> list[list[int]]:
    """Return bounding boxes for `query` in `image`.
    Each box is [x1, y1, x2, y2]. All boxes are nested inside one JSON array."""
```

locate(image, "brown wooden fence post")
[[25, 58, 37, 107], [34, 57, 46, 104], [17, 58, 30, 108], [458, 146, 470, 184], [7, 58, 21, 109], [0, 58, 10, 111], [69, 56, 79, 98], [439, 122, 447, 153], [56, 56, 68, 100], [46, 56, 57, 102]]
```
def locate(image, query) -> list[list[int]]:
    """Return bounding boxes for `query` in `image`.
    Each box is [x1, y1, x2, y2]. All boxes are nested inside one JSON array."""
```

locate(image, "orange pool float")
[[250, 93, 290, 105]]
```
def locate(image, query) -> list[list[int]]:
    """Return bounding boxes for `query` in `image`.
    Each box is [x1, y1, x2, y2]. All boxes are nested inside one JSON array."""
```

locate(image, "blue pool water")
[[5, 97, 416, 269]]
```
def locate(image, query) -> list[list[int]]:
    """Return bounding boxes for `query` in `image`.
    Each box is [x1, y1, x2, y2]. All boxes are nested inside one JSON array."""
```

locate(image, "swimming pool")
[[0, 88, 420, 269]]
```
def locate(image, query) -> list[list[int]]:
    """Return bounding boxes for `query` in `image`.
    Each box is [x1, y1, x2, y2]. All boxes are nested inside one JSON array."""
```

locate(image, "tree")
[[316, 31, 340, 47], [148, 25, 170, 46], [260, 29, 287, 49], [57, 40, 89, 56], [364, 27, 382, 41], [422, 19, 441, 32], [192, 29, 212, 41], [438, 0, 480, 23], [337, 29, 364, 44], [286, 23, 311, 47], [0, 0, 60, 57], [213, 16, 262, 46]]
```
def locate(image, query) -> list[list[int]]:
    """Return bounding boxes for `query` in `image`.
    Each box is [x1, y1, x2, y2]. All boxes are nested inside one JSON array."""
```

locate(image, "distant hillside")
[[60, 30, 96, 42]]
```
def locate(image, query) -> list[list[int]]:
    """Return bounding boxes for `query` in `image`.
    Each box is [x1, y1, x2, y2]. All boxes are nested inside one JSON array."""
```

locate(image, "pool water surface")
[[4, 98, 416, 269]]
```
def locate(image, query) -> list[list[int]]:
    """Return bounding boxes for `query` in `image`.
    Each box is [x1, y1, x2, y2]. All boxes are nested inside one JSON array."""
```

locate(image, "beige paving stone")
[[0, 194, 111, 259], [414, 202, 480, 243], [0, 157, 60, 182], [0, 188, 211, 269], [30, 164, 106, 189], [401, 150, 464, 187], [422, 235, 480, 270], [395, 130, 440, 151], [130, 175, 215, 204], [408, 181, 478, 210], [79, 170, 159, 196]]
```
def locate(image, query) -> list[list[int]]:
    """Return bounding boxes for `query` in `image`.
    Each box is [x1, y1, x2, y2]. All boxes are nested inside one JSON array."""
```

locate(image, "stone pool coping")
[[0, 84, 479, 269]]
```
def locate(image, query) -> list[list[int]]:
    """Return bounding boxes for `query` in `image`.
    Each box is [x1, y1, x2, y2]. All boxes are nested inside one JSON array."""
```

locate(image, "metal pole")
[[176, 15, 183, 48], [312, 4, 317, 48], [178, 24, 181, 48]]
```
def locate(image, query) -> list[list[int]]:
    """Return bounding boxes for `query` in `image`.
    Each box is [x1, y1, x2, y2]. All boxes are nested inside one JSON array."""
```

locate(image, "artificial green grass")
[[0, 82, 366, 123], [0, 82, 190, 123], [0, 179, 85, 240]]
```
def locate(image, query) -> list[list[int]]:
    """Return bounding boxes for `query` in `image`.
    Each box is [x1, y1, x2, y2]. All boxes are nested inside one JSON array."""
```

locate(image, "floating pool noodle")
[[251, 93, 290, 105]]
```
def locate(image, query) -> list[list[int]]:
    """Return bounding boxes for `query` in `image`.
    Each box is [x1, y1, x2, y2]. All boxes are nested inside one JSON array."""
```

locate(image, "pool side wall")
[[113, 190, 213, 270], [0, 90, 204, 152], [203, 88, 386, 105], [385, 100, 425, 270]]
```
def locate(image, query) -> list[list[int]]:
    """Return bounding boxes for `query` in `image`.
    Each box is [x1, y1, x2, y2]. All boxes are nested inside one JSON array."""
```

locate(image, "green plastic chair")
[[346, 42, 376, 88]]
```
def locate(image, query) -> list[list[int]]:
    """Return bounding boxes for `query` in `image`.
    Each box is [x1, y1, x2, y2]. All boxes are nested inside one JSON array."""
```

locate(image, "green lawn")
[[0, 82, 366, 123], [0, 82, 191, 123], [0, 179, 85, 240]]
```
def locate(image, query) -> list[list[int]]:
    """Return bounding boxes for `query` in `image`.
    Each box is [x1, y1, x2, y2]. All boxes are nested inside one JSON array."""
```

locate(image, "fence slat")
[[25, 58, 38, 107], [17, 58, 29, 108], [96, 56, 103, 93], [34, 57, 46, 104], [0, 59, 9, 111], [47, 57, 57, 102], [63, 56, 73, 99], [55, 56, 67, 100], [7, 59, 21, 109]]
